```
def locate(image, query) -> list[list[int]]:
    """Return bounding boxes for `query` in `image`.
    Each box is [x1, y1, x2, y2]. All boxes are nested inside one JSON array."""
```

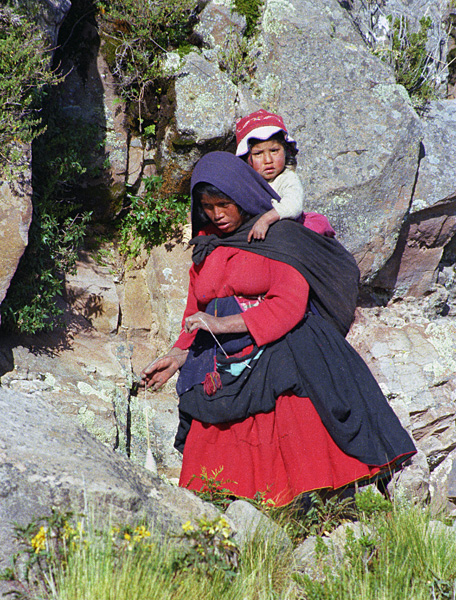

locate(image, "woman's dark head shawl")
[[190, 151, 280, 235]]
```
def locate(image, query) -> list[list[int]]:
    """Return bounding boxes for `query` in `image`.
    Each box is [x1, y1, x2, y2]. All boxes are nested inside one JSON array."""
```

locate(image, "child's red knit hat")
[[235, 109, 298, 157]]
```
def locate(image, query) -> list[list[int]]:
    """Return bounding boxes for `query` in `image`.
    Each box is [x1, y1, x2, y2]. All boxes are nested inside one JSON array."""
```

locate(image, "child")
[[235, 109, 335, 241]]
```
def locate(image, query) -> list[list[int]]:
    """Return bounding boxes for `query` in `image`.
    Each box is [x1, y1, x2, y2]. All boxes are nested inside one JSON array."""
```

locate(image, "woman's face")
[[200, 193, 245, 234]]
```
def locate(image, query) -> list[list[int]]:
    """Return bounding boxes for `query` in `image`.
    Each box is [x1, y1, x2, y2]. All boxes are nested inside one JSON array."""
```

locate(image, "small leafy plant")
[[218, 33, 257, 85], [233, 0, 264, 37], [174, 516, 239, 582], [355, 484, 392, 517], [2, 508, 83, 596], [119, 175, 190, 257], [276, 491, 357, 543], [375, 14, 436, 107], [0, 6, 62, 177], [188, 466, 238, 510], [96, 0, 196, 130]]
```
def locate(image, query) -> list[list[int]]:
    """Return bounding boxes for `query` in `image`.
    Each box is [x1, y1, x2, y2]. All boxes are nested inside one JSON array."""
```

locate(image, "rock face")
[[158, 0, 456, 298], [64, 252, 121, 335], [29, 0, 71, 47], [159, 51, 239, 194], [3, 0, 456, 583], [0, 387, 219, 582], [0, 154, 33, 316], [253, 0, 423, 283], [347, 289, 456, 514], [413, 101, 456, 211], [341, 0, 450, 96]]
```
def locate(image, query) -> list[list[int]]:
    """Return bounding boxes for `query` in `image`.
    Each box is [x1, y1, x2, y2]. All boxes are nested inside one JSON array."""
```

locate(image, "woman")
[[141, 151, 416, 507]]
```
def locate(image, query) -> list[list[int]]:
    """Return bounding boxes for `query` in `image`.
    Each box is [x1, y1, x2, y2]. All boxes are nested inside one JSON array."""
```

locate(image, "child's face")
[[248, 140, 286, 182]]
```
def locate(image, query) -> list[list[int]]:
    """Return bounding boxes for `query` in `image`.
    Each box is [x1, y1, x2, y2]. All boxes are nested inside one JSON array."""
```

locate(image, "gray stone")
[[293, 521, 373, 579], [250, 0, 423, 283], [430, 448, 456, 516], [64, 252, 120, 335], [414, 100, 456, 211], [374, 211, 456, 297], [372, 100, 456, 297], [0, 387, 219, 575], [174, 52, 237, 142], [389, 450, 430, 505], [127, 138, 144, 187], [158, 52, 238, 193], [292, 535, 329, 580], [428, 519, 456, 539], [194, 1, 246, 48], [225, 500, 292, 551], [0, 164, 32, 313], [347, 296, 456, 509], [22, 0, 72, 47]]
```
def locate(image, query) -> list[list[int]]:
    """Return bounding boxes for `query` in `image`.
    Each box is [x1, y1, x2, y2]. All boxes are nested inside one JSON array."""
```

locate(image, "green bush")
[[96, 0, 196, 129], [375, 15, 436, 107], [119, 175, 190, 257], [0, 6, 62, 177], [233, 0, 264, 37], [0, 109, 95, 334]]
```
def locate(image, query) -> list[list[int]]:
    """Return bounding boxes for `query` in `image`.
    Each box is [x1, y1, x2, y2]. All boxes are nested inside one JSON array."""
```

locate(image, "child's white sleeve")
[[270, 169, 305, 219]]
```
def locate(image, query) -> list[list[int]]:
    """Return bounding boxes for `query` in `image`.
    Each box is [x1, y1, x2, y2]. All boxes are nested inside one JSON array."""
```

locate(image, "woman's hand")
[[185, 311, 248, 335], [185, 312, 219, 334], [140, 347, 188, 391]]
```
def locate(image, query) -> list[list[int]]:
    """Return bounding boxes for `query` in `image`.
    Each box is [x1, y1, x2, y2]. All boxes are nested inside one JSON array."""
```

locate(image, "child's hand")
[[248, 215, 270, 242], [247, 208, 280, 242]]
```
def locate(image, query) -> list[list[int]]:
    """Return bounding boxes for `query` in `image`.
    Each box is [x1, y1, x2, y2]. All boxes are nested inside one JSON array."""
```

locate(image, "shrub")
[[0, 6, 62, 177], [174, 516, 239, 583], [375, 15, 436, 107], [0, 109, 94, 334], [119, 175, 190, 257], [233, 0, 264, 37], [96, 0, 196, 130]]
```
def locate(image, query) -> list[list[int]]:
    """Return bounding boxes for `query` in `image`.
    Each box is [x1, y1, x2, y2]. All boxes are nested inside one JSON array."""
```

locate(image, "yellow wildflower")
[[133, 525, 151, 542], [182, 520, 194, 533], [31, 526, 47, 553]]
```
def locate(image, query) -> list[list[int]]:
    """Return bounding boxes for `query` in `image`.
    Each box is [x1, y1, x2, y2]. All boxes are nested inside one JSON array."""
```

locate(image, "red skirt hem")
[[179, 392, 413, 507]]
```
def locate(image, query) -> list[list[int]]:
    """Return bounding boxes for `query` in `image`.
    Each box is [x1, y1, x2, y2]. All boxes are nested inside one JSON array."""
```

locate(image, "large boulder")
[[413, 101, 456, 212], [0, 154, 33, 316], [340, 0, 450, 95], [347, 290, 456, 513], [373, 99, 456, 296], [0, 387, 218, 583], [250, 0, 422, 283], [158, 51, 239, 194]]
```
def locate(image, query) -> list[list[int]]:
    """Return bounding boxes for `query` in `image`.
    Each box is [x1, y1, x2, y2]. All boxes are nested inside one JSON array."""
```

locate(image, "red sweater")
[[174, 246, 309, 349]]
